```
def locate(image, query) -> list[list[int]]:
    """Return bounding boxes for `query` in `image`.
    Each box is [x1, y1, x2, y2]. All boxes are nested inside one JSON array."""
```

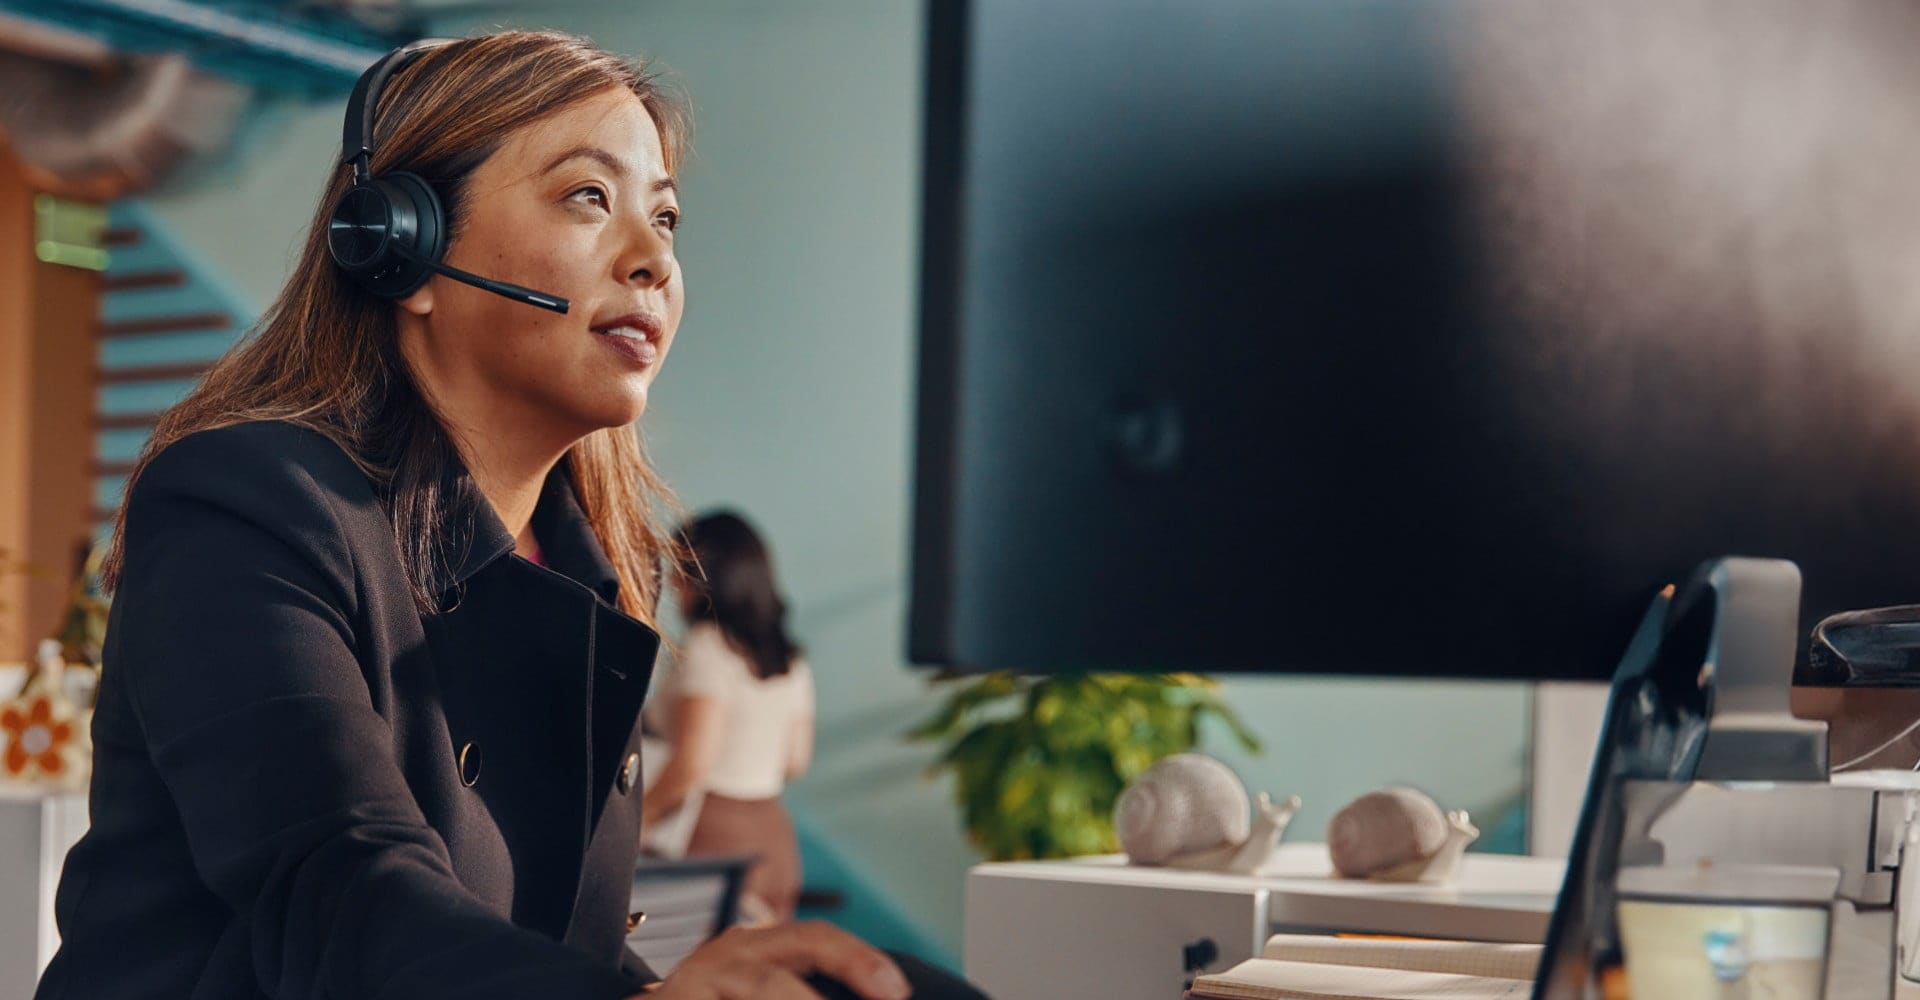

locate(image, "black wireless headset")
[[327, 38, 571, 314]]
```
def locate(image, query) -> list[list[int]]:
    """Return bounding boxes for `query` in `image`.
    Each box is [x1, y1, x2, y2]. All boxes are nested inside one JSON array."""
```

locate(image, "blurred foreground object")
[[0, 15, 248, 198]]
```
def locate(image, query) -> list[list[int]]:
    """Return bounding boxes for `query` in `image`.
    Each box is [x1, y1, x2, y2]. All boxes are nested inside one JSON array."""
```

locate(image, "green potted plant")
[[53, 539, 110, 671], [907, 672, 1260, 861]]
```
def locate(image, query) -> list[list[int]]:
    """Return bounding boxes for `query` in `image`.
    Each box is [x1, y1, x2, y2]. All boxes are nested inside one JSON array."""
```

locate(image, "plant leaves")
[[909, 670, 1262, 861]]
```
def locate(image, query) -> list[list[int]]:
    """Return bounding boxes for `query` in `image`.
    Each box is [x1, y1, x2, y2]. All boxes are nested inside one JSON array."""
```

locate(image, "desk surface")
[[970, 842, 1568, 942]]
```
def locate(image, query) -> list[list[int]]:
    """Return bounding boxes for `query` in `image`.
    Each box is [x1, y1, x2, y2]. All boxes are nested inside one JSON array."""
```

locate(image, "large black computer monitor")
[[909, 0, 1920, 679]]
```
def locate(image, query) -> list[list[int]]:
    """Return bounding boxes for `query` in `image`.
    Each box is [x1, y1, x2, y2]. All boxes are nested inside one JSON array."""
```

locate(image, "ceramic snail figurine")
[[1114, 753, 1301, 873], [1326, 786, 1478, 883]]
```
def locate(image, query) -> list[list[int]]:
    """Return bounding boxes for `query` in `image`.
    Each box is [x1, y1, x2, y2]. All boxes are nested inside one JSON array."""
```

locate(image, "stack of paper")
[[1188, 934, 1540, 1000]]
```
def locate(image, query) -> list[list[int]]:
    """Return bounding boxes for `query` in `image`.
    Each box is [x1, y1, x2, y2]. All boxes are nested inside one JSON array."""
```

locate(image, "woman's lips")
[[593, 325, 659, 366], [590, 314, 663, 367]]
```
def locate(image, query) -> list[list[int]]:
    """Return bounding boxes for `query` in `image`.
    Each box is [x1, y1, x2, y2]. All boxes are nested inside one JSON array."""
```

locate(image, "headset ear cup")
[[327, 183, 394, 276], [326, 172, 446, 299], [383, 172, 446, 295]]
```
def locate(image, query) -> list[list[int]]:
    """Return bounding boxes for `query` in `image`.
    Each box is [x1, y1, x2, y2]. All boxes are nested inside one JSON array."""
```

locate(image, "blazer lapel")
[[425, 460, 661, 946], [525, 467, 661, 826], [426, 560, 595, 941], [566, 602, 658, 956]]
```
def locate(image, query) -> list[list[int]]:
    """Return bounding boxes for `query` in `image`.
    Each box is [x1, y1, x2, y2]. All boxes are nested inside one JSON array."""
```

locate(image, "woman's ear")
[[398, 282, 434, 317]]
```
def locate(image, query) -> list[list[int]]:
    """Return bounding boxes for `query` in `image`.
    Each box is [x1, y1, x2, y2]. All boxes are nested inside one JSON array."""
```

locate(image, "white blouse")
[[655, 622, 813, 801]]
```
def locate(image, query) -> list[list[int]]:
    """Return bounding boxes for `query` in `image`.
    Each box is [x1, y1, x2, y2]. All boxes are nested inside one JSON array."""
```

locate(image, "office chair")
[[626, 853, 755, 976]]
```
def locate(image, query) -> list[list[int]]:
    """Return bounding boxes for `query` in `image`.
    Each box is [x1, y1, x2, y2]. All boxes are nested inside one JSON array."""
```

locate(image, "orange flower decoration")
[[2, 695, 75, 779]]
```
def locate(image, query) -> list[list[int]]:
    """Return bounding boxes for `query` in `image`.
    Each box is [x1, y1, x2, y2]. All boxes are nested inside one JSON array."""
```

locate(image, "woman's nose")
[[618, 220, 675, 289]]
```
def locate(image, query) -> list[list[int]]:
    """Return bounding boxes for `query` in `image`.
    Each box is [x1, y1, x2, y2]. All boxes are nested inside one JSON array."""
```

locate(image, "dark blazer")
[[35, 420, 662, 1000]]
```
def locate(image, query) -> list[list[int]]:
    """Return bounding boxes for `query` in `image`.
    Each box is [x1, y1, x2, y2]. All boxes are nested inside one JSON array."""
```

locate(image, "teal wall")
[[92, 202, 256, 521], [132, 1, 1534, 956]]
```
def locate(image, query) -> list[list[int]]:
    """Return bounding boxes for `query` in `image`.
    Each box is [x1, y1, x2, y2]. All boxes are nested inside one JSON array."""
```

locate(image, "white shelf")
[[964, 843, 1566, 1000]]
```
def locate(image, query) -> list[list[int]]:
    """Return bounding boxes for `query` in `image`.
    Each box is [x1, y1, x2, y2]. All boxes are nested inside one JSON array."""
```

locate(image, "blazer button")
[[626, 910, 647, 932], [617, 751, 641, 795], [458, 741, 483, 787]]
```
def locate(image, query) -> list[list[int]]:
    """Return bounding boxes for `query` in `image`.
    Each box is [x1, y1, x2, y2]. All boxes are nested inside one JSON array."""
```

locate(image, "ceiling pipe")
[[63, 0, 386, 74], [0, 11, 114, 68]]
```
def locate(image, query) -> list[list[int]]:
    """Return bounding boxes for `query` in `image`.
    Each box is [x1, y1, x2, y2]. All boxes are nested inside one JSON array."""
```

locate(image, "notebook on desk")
[[1188, 934, 1540, 1000]]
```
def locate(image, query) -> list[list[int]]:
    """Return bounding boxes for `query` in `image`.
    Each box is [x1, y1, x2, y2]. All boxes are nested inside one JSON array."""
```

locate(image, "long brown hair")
[[102, 31, 690, 629], [678, 510, 802, 679]]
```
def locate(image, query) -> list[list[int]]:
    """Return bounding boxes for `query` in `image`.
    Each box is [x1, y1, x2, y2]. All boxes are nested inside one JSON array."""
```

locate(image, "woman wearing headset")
[[34, 31, 974, 1000]]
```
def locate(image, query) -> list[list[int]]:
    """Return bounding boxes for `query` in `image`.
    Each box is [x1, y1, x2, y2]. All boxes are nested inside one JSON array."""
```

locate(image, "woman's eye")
[[657, 208, 681, 232], [569, 185, 609, 210]]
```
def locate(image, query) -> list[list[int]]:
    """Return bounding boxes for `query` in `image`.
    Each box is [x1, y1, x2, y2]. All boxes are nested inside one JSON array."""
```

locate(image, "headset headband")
[[341, 38, 456, 182], [328, 36, 572, 314]]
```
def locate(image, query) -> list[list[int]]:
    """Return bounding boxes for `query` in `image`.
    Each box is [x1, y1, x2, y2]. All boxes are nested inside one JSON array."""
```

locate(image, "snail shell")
[[1114, 753, 1250, 866], [1327, 786, 1450, 878]]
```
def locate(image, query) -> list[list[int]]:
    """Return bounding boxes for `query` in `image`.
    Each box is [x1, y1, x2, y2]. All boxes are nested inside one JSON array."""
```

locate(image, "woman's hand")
[[629, 922, 912, 1000]]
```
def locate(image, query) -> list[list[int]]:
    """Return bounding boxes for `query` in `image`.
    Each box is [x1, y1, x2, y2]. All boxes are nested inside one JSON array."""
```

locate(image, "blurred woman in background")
[[644, 510, 815, 922]]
